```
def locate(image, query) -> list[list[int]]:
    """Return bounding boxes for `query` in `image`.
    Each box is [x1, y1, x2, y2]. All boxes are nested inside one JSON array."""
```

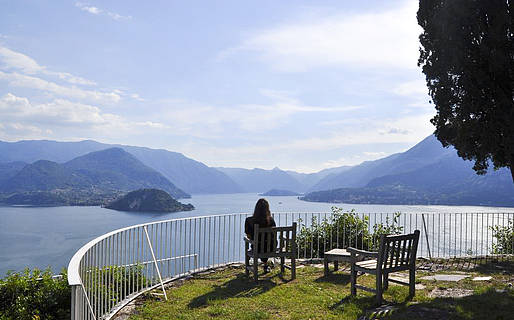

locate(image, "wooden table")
[[323, 248, 352, 276]]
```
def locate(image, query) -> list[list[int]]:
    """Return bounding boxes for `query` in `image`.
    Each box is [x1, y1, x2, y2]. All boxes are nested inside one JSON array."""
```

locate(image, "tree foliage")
[[418, 0, 514, 181], [0, 268, 70, 320]]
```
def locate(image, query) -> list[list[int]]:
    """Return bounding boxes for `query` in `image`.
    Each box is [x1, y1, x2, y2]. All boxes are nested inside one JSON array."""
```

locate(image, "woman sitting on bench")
[[245, 198, 276, 273]]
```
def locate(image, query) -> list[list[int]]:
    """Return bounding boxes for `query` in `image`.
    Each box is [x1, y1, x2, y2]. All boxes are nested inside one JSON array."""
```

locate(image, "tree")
[[417, 0, 514, 182]]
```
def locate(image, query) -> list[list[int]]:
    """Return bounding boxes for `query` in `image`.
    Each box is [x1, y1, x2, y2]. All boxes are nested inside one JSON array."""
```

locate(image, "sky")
[[0, 0, 436, 173]]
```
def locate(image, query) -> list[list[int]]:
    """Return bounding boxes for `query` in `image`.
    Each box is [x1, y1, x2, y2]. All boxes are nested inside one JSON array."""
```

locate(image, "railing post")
[[422, 214, 432, 260], [71, 284, 78, 320], [143, 226, 168, 301]]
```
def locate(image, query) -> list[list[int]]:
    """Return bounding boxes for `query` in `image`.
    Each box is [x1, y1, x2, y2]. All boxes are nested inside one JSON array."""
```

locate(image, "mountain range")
[[0, 148, 189, 205], [0, 140, 240, 194], [301, 136, 514, 206], [0, 135, 513, 206]]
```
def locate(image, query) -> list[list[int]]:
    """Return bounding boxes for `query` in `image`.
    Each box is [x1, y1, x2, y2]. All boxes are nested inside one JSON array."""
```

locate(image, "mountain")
[[63, 148, 189, 198], [0, 140, 241, 194], [0, 148, 189, 204], [310, 135, 454, 192], [0, 161, 27, 185], [121, 146, 241, 194], [1, 160, 83, 193], [217, 167, 305, 193], [286, 166, 352, 189], [105, 189, 194, 212], [301, 135, 514, 206]]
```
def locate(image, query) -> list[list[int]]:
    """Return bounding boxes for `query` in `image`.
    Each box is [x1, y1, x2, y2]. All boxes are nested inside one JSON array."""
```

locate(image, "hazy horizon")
[[0, 0, 434, 173]]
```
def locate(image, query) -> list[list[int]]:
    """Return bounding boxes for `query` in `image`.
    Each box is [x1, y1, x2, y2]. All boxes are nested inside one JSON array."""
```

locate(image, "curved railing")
[[68, 211, 513, 320]]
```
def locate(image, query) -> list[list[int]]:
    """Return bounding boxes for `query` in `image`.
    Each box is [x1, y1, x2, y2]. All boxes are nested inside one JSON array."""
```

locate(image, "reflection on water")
[[1, 193, 513, 275]]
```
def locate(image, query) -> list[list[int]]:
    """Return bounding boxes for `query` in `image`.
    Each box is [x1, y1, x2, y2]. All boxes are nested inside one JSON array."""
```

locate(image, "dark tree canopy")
[[418, 0, 514, 182]]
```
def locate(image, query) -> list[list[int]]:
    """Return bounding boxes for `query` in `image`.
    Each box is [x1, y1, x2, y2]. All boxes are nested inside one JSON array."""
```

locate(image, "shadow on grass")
[[314, 273, 351, 285], [188, 273, 278, 308], [390, 288, 513, 320]]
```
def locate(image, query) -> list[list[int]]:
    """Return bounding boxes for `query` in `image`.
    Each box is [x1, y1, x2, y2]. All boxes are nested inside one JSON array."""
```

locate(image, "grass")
[[127, 260, 514, 320]]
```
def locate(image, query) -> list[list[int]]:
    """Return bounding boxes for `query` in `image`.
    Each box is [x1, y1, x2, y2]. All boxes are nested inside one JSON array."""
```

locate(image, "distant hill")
[[217, 167, 305, 193], [63, 148, 189, 198], [0, 148, 189, 205], [260, 189, 301, 196], [286, 166, 352, 189], [309, 135, 454, 192], [302, 135, 514, 206], [105, 189, 194, 212], [0, 140, 241, 194], [0, 161, 28, 185]]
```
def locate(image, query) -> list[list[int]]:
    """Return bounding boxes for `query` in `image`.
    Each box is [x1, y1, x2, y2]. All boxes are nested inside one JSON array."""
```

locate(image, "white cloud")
[[75, 2, 131, 20], [0, 71, 120, 104], [0, 46, 97, 86], [0, 93, 166, 141], [222, 0, 421, 72], [0, 47, 43, 74], [156, 92, 362, 136]]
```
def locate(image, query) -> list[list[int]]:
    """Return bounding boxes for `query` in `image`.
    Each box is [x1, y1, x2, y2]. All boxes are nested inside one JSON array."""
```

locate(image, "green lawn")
[[127, 260, 513, 320]]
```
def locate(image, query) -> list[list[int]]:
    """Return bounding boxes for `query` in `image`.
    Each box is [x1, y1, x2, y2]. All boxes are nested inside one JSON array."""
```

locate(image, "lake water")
[[1, 193, 513, 276]]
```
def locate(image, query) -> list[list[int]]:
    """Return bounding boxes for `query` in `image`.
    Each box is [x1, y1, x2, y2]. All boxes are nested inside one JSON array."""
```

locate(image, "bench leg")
[[383, 272, 389, 290], [376, 272, 383, 305], [334, 260, 339, 271], [280, 257, 285, 273], [409, 266, 415, 297], [245, 255, 249, 277], [253, 258, 259, 283], [324, 257, 329, 276], [291, 257, 296, 280], [350, 263, 357, 295]]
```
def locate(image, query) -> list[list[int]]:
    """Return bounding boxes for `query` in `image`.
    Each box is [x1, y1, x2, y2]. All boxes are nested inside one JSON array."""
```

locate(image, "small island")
[[259, 189, 301, 196], [105, 188, 195, 213]]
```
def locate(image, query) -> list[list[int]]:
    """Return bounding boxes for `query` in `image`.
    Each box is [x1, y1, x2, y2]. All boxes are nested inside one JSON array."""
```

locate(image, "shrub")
[[491, 219, 513, 254], [296, 208, 403, 258], [0, 268, 70, 320]]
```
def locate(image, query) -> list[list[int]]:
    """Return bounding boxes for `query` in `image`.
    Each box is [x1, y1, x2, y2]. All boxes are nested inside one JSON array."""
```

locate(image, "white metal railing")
[[68, 212, 514, 320]]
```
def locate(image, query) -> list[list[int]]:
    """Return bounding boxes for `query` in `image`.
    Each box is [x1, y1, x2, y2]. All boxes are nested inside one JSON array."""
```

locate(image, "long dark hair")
[[253, 198, 272, 226]]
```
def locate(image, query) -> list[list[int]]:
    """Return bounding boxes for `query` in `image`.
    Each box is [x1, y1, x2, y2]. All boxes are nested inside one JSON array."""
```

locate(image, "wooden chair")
[[348, 230, 420, 305], [244, 222, 297, 282]]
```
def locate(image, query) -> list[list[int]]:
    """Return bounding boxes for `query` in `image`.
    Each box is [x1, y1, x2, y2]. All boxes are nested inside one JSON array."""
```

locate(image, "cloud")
[[0, 93, 165, 141], [156, 92, 362, 137], [75, 2, 131, 21], [196, 113, 435, 162], [0, 46, 96, 86], [0, 71, 120, 104], [221, 0, 421, 72]]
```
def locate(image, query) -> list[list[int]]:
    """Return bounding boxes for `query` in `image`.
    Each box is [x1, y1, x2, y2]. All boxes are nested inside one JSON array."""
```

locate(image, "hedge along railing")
[[68, 211, 514, 320]]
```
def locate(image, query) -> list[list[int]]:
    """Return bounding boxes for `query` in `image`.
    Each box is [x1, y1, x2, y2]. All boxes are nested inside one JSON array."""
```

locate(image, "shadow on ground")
[[315, 272, 351, 285], [188, 272, 284, 308], [387, 288, 513, 320]]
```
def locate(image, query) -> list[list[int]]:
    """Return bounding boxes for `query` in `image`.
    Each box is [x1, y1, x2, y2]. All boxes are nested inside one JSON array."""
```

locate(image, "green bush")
[[87, 265, 146, 307], [296, 207, 403, 258], [491, 219, 513, 254], [0, 268, 70, 320]]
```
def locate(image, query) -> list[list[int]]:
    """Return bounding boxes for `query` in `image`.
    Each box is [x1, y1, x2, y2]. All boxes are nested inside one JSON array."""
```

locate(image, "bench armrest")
[[347, 247, 378, 258]]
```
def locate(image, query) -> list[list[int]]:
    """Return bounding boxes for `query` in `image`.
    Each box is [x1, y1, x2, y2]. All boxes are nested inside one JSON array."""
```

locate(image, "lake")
[[1, 193, 513, 276]]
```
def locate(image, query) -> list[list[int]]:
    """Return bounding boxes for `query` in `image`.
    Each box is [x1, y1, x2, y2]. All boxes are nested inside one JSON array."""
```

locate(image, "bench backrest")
[[253, 222, 297, 257], [378, 230, 420, 272]]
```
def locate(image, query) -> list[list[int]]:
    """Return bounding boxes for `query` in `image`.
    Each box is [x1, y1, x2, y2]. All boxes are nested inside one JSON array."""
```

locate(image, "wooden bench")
[[348, 230, 420, 305], [244, 222, 297, 282], [323, 249, 352, 276]]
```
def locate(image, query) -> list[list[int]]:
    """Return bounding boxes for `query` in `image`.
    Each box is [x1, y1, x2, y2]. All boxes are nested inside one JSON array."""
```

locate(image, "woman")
[[245, 198, 276, 273]]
